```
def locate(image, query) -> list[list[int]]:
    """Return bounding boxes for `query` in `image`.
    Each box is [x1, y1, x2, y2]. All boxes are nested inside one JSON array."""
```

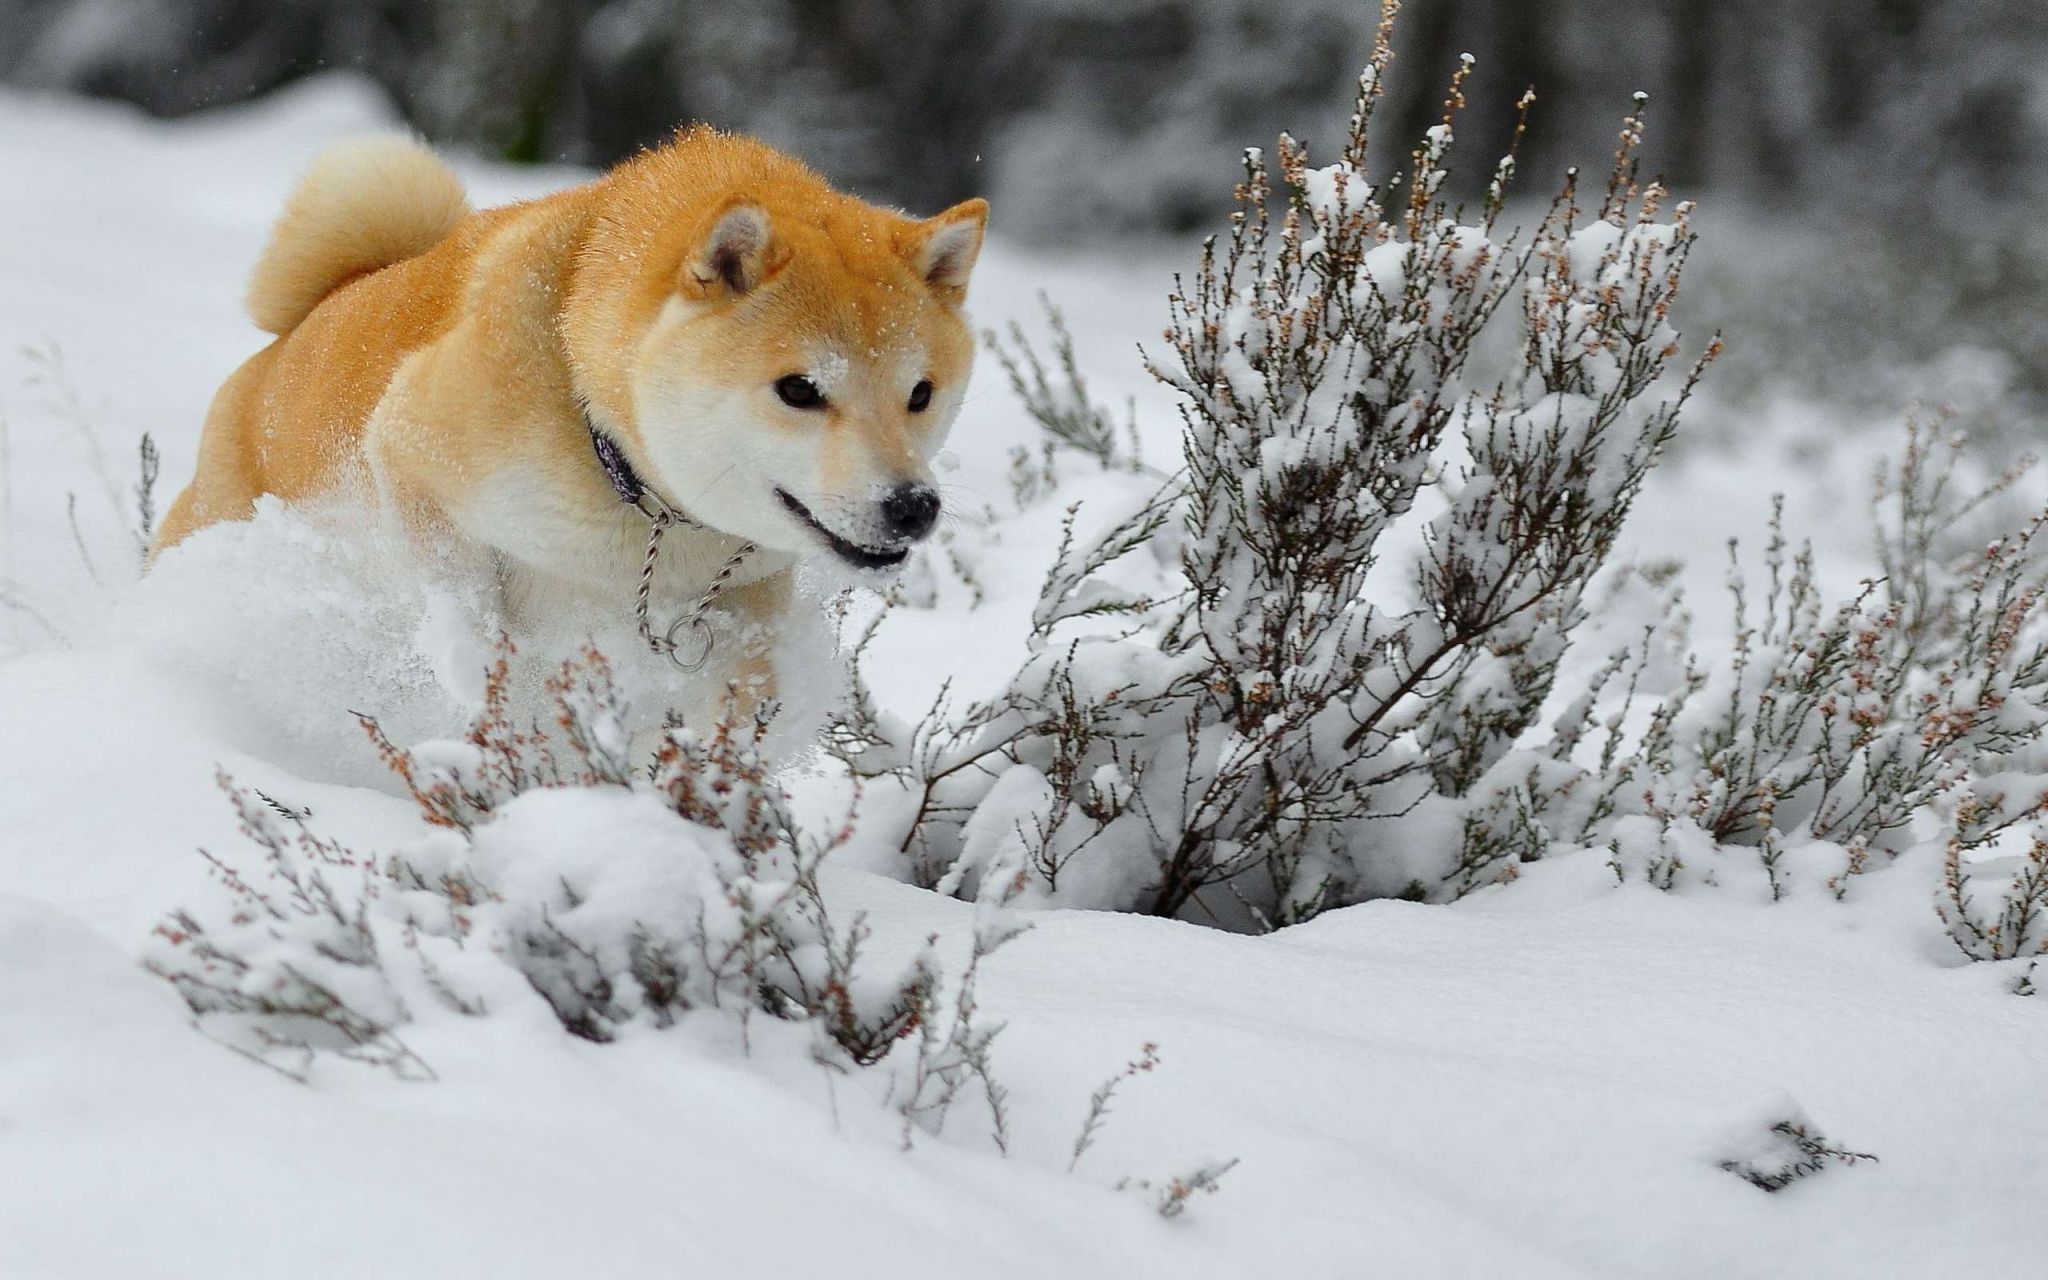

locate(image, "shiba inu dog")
[[153, 129, 987, 706]]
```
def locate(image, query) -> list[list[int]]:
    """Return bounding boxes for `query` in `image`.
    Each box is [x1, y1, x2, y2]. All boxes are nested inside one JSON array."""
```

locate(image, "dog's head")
[[571, 138, 986, 570]]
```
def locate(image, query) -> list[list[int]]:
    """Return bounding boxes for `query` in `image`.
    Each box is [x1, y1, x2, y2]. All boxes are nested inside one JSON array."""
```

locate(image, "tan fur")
[[244, 135, 471, 336], [154, 128, 988, 710]]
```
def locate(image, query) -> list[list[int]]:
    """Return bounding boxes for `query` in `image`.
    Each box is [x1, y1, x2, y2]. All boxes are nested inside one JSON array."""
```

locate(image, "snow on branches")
[[837, 40, 1711, 924], [149, 642, 1017, 1147], [837, 35, 2048, 958]]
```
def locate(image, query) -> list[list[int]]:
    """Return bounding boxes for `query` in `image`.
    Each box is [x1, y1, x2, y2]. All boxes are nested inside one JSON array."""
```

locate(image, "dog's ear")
[[685, 200, 773, 297], [910, 198, 988, 299]]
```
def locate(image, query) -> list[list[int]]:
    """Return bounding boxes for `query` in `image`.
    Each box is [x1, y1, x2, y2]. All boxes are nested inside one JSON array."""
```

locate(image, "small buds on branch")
[[837, 38, 1714, 924]]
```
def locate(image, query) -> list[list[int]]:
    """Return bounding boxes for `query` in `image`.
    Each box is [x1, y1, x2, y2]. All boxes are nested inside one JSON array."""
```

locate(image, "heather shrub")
[[1509, 419, 2048, 904], [149, 643, 1015, 1146], [836, 27, 1712, 924], [986, 294, 1143, 476], [836, 21, 2048, 945], [1938, 833, 2048, 964], [1715, 1116, 1879, 1193]]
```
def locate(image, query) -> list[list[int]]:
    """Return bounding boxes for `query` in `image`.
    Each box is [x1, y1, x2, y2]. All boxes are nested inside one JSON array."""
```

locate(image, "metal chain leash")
[[634, 507, 756, 673]]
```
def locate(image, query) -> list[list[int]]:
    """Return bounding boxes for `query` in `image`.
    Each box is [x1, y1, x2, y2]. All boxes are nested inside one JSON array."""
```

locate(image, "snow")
[[3, 75, 2047, 1277]]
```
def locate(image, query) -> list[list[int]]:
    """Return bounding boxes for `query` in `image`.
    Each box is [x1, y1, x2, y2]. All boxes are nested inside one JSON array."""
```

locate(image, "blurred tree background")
[[2, 0, 2044, 422], [3, 0, 2041, 232]]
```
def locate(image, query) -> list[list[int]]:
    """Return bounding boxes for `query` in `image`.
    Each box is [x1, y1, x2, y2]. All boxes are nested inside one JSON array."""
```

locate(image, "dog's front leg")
[[712, 570, 791, 723]]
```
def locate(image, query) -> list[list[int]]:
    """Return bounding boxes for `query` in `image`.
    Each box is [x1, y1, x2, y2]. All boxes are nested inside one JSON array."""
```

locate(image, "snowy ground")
[[2, 78, 2045, 1278]]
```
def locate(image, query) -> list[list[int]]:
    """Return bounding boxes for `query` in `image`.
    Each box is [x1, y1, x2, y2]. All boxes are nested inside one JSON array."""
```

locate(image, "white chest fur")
[[448, 464, 795, 634]]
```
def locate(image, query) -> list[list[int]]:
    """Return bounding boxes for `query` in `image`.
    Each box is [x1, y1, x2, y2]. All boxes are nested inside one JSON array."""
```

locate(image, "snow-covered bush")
[[1715, 1117, 1879, 1194], [838, 21, 2048, 945], [1417, 416, 2048, 948], [1938, 834, 2048, 964], [837, 34, 1711, 923], [150, 774, 438, 1081], [1533, 420, 2048, 895], [150, 643, 1014, 1145]]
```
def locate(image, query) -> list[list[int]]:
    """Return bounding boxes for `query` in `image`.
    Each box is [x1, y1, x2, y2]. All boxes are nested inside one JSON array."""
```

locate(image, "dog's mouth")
[[775, 488, 911, 570]]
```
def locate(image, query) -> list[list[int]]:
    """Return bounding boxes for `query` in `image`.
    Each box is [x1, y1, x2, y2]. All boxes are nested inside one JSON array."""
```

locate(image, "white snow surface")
[[1, 77, 2045, 1278]]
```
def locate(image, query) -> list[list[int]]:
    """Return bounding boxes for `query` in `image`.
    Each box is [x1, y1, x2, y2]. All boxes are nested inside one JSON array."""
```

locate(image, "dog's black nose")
[[879, 483, 941, 541]]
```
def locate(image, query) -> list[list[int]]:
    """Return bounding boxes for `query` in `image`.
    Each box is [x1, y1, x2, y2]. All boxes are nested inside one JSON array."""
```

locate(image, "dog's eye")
[[907, 380, 934, 413], [775, 375, 825, 409]]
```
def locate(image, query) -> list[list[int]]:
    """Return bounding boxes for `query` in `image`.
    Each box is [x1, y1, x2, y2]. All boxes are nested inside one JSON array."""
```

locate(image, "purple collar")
[[587, 413, 649, 509]]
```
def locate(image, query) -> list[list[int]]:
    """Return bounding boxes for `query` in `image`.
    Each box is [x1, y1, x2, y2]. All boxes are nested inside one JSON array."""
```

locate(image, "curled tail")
[[246, 135, 469, 335]]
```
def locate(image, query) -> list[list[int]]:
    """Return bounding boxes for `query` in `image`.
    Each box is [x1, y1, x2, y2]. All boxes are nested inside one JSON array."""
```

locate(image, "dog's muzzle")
[[774, 487, 934, 570]]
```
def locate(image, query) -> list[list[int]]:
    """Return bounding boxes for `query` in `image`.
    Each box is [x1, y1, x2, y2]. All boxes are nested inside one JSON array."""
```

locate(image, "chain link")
[[634, 510, 756, 673]]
